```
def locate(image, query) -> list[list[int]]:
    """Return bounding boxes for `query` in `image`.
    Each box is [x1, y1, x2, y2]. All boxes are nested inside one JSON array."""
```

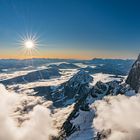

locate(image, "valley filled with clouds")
[[0, 57, 139, 140]]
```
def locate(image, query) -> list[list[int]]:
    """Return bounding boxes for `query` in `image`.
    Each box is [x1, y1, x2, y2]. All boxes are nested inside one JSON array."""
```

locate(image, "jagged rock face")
[[126, 54, 140, 92], [68, 70, 93, 86], [59, 87, 91, 139], [52, 71, 94, 138], [63, 70, 93, 98], [52, 70, 93, 107], [58, 79, 134, 139]]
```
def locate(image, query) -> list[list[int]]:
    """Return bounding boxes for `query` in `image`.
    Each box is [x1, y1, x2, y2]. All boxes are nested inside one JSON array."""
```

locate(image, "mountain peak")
[[137, 53, 140, 61], [126, 53, 140, 92], [68, 70, 93, 85]]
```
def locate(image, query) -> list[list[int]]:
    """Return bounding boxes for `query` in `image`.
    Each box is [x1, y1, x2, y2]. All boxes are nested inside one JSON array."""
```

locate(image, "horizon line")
[[0, 57, 135, 61]]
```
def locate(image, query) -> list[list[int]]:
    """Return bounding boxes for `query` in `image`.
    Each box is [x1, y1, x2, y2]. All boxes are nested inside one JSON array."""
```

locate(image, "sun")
[[24, 40, 34, 49], [17, 32, 40, 58], [18, 32, 39, 50]]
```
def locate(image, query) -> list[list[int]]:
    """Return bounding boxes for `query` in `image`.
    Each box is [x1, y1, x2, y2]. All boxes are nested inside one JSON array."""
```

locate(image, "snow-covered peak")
[[68, 70, 93, 86]]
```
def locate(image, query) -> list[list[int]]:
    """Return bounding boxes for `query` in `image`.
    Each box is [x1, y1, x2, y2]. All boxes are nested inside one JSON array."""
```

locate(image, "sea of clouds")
[[0, 84, 57, 140], [1, 81, 140, 140], [93, 94, 140, 140]]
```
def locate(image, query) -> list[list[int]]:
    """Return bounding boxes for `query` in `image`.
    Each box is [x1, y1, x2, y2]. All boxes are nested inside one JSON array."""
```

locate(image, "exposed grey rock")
[[126, 54, 140, 92], [52, 70, 93, 107]]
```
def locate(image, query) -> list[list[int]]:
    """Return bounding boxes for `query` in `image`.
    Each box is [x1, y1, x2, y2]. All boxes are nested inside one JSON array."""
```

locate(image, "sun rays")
[[17, 32, 40, 59]]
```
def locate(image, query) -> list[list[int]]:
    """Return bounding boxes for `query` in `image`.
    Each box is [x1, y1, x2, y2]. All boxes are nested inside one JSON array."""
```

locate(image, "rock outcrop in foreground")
[[126, 54, 140, 92]]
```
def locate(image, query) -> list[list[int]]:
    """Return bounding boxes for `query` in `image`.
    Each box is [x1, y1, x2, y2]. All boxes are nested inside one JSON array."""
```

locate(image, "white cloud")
[[93, 94, 140, 140], [0, 84, 57, 140]]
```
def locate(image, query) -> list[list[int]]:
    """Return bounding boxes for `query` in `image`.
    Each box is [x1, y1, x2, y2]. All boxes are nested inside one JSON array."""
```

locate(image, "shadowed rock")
[[126, 54, 140, 92]]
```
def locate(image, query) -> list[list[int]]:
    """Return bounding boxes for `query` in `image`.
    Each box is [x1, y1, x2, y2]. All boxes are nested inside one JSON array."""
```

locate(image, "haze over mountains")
[[0, 55, 139, 140]]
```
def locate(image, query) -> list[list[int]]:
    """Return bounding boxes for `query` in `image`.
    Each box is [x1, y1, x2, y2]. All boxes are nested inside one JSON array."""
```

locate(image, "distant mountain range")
[[0, 58, 134, 71], [0, 55, 139, 140]]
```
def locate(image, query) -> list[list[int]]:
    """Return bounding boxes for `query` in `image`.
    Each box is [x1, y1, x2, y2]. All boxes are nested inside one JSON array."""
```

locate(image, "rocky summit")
[[126, 54, 140, 92]]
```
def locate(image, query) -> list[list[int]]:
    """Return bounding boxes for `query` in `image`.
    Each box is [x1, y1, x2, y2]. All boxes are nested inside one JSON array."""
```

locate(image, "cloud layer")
[[93, 94, 140, 140], [0, 84, 57, 140]]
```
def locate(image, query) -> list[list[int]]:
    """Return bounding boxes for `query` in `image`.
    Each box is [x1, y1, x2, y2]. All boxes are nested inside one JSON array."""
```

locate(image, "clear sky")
[[0, 0, 140, 59]]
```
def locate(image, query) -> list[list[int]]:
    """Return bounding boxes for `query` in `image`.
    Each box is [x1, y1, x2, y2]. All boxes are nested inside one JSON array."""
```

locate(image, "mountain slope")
[[126, 54, 140, 92]]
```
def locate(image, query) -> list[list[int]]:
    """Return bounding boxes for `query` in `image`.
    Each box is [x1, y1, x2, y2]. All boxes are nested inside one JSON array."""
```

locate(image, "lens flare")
[[17, 32, 40, 59]]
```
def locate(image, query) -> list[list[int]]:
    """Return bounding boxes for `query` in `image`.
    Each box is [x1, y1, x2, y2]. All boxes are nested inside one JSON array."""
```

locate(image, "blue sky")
[[0, 0, 140, 59]]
